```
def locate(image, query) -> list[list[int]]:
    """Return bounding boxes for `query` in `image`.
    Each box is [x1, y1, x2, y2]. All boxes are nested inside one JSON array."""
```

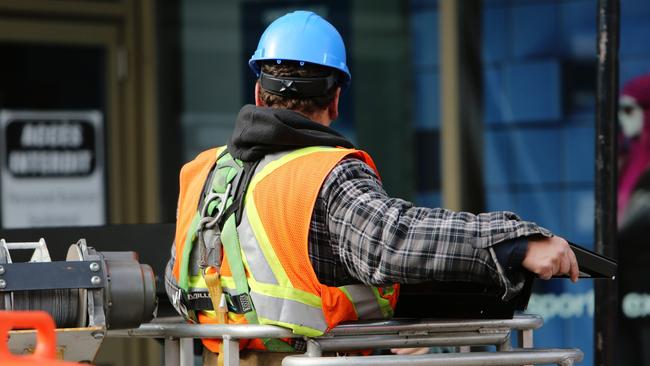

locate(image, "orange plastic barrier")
[[0, 311, 87, 365]]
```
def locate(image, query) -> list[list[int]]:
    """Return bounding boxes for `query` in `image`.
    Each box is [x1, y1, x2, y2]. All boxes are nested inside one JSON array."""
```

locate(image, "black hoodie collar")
[[227, 105, 354, 162]]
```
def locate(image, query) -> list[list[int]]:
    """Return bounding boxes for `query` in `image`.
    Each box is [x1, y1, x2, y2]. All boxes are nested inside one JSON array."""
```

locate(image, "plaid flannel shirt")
[[308, 157, 552, 300]]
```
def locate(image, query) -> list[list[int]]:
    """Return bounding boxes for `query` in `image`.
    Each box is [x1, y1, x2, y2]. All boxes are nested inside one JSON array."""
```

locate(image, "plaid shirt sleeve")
[[317, 157, 553, 300]]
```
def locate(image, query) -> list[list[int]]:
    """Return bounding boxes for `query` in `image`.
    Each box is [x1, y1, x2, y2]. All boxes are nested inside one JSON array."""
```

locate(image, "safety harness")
[[180, 148, 296, 353]]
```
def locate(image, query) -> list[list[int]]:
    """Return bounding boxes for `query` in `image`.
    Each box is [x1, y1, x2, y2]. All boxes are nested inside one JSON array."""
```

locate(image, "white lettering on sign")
[[8, 150, 92, 175], [20, 122, 83, 148], [526, 290, 594, 319], [622, 293, 650, 318]]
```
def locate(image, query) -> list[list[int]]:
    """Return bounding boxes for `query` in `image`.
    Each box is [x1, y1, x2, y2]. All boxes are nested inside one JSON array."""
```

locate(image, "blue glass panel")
[[621, 0, 650, 19], [411, 9, 438, 67], [563, 299, 594, 366], [511, 128, 562, 185], [414, 70, 440, 129], [621, 20, 650, 57], [411, 0, 437, 8], [563, 126, 595, 184], [511, 3, 560, 59], [513, 188, 563, 234], [484, 130, 516, 186], [483, 6, 507, 64], [564, 189, 595, 247], [415, 190, 441, 208], [484, 66, 511, 124], [560, 0, 596, 58], [620, 60, 650, 88], [527, 281, 594, 366], [530, 311, 565, 347], [486, 189, 517, 212], [504, 61, 562, 122]]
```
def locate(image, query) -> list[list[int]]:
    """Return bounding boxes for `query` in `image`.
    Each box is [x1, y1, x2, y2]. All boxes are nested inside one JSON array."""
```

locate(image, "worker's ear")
[[255, 81, 265, 107], [328, 87, 341, 121]]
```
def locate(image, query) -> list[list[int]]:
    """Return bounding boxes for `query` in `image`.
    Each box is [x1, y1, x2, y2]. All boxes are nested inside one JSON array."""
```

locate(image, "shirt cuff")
[[493, 237, 529, 278]]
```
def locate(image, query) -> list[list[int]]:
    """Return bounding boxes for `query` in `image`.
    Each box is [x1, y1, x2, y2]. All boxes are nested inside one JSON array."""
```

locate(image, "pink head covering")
[[618, 74, 650, 217]]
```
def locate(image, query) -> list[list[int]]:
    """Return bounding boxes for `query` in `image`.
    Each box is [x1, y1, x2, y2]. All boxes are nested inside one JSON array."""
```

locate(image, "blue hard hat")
[[248, 10, 351, 91]]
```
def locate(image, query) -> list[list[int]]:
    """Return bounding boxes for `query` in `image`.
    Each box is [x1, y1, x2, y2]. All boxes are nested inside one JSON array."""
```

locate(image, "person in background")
[[165, 10, 579, 366], [617, 74, 650, 366], [618, 73, 650, 221]]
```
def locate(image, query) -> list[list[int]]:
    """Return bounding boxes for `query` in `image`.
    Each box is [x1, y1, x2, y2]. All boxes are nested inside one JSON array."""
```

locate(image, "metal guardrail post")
[[164, 338, 180, 366], [519, 329, 533, 348], [222, 335, 240, 366], [180, 338, 194, 366], [306, 339, 323, 357], [496, 332, 511, 352]]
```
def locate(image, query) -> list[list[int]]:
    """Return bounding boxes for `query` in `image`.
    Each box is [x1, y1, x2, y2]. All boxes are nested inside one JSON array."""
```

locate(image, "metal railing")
[[107, 314, 583, 366]]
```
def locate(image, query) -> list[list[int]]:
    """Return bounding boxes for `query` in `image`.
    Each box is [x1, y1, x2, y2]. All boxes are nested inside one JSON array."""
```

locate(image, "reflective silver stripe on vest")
[[238, 205, 278, 285], [341, 285, 385, 320], [236, 151, 292, 285], [249, 291, 328, 333], [236, 150, 295, 285]]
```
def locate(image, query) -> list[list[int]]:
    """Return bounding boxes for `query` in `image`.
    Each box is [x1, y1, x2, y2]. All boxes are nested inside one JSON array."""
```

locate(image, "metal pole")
[[520, 329, 534, 349], [282, 349, 584, 366], [314, 332, 508, 351], [496, 332, 512, 352], [164, 338, 181, 366], [179, 338, 194, 366], [594, 1, 619, 366], [108, 315, 543, 339], [222, 335, 240, 366], [440, 0, 484, 212]]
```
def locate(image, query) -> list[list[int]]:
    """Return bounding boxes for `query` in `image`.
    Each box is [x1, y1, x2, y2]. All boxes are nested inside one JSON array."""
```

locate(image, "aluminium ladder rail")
[[107, 314, 583, 366]]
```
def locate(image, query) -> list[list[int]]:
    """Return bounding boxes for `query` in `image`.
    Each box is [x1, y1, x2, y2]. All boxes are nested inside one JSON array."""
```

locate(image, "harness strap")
[[197, 149, 296, 352], [200, 148, 241, 364], [204, 270, 226, 366], [218, 167, 295, 352]]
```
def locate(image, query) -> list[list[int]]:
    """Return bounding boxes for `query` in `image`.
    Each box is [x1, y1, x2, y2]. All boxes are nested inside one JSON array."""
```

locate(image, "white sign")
[[622, 292, 650, 318], [526, 289, 594, 320], [0, 110, 106, 228]]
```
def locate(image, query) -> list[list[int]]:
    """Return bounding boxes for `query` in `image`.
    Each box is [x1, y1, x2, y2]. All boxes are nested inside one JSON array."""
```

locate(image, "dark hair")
[[258, 61, 341, 116]]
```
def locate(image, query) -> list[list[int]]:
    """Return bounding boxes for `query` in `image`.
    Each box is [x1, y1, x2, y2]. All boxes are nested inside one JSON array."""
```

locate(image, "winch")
[[0, 238, 157, 330]]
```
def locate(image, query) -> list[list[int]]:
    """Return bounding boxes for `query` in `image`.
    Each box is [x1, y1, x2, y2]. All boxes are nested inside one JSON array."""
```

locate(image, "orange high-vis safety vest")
[[173, 146, 399, 353]]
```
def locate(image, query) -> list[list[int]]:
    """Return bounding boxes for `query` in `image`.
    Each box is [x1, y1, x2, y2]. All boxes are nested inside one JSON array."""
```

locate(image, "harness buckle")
[[172, 288, 192, 320], [227, 293, 254, 314], [197, 183, 232, 269]]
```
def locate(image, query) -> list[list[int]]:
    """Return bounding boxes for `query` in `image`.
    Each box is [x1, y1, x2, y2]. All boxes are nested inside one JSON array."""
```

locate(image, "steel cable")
[[11, 289, 80, 328]]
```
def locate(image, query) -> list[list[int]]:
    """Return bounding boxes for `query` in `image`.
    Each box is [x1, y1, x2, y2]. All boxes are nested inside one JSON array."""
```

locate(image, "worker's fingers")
[[536, 259, 552, 280], [523, 235, 580, 281], [568, 246, 580, 283], [558, 248, 571, 277], [544, 250, 559, 280]]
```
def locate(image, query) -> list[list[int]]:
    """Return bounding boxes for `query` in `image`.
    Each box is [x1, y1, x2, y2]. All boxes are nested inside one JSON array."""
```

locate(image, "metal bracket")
[[0, 260, 104, 292]]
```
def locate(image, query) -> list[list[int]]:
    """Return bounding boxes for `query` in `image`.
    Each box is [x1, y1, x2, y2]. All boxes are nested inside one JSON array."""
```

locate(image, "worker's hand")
[[521, 236, 579, 282], [390, 347, 430, 355]]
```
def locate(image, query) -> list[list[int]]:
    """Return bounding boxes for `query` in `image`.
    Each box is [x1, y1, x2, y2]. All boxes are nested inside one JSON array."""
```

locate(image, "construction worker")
[[165, 10, 579, 365]]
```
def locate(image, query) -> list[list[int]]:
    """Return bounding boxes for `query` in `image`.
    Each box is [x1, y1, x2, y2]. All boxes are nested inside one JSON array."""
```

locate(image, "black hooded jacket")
[[227, 104, 354, 162]]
